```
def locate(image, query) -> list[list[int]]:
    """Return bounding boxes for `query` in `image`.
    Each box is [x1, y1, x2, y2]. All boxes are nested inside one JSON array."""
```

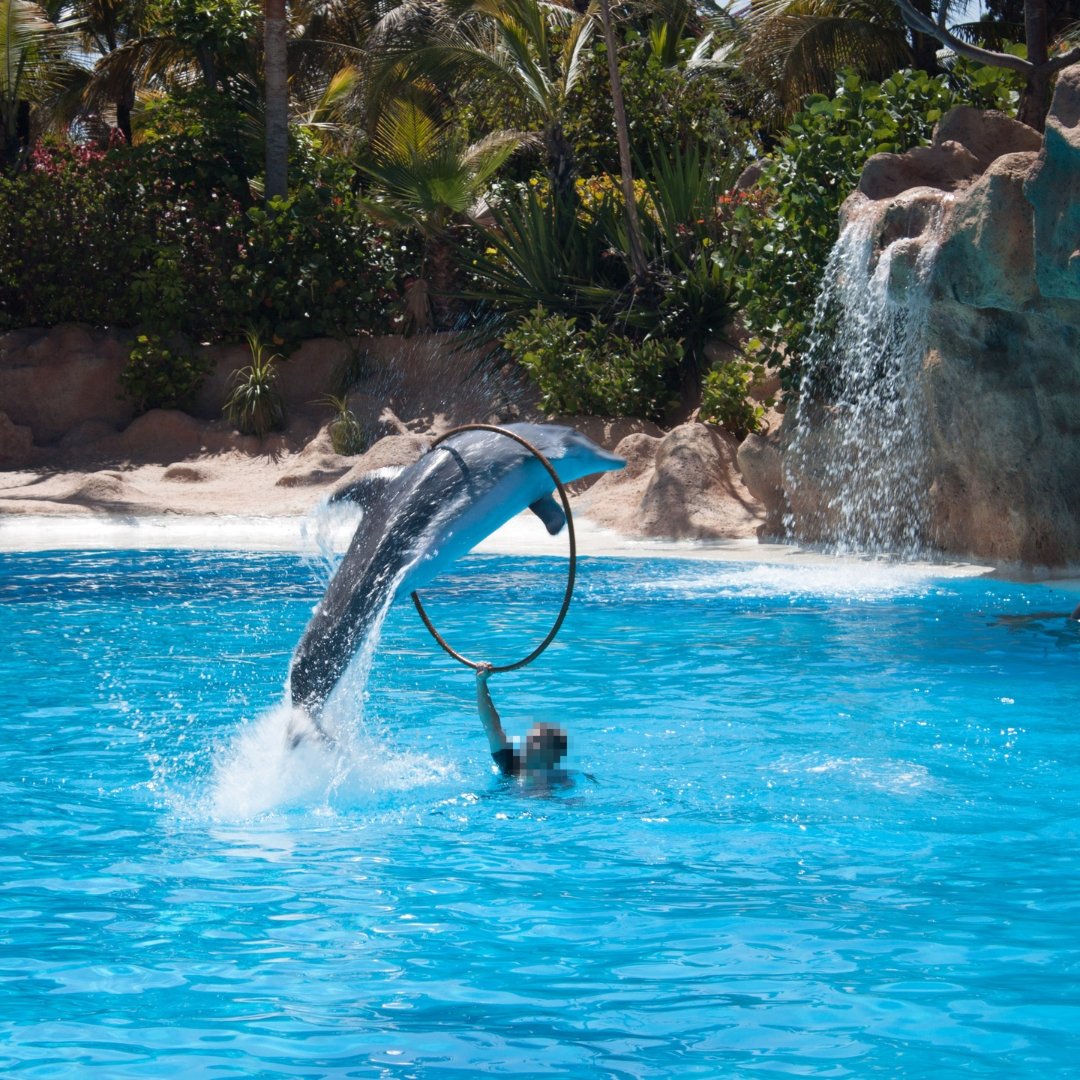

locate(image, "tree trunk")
[[1019, 65, 1052, 130], [116, 83, 135, 145], [544, 120, 578, 242], [598, 0, 648, 281], [908, 0, 940, 73], [1018, 0, 1051, 130], [264, 0, 289, 200]]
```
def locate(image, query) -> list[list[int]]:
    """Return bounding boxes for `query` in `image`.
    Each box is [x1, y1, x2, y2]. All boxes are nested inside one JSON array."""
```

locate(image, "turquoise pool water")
[[2, 548, 1079, 1077]]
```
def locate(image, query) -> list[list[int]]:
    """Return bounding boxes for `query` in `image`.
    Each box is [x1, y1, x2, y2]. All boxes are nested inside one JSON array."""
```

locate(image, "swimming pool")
[[3, 547, 1079, 1076]]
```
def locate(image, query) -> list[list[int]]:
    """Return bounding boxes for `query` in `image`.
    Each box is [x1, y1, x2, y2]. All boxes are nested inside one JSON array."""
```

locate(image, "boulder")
[[637, 423, 763, 539], [0, 411, 33, 467], [736, 432, 785, 534], [932, 152, 1040, 311], [932, 107, 1042, 170], [1025, 65, 1080, 300], [0, 325, 132, 443], [858, 141, 981, 201]]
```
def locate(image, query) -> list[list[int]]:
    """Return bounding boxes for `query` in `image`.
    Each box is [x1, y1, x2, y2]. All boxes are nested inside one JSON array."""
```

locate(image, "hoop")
[[410, 424, 576, 672]]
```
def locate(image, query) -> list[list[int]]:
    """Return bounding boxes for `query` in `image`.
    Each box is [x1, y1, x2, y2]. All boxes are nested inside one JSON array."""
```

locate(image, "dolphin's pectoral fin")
[[529, 494, 566, 535]]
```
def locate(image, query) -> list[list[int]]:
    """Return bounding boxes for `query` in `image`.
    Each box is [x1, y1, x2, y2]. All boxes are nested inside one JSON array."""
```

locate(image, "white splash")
[[205, 701, 455, 821], [204, 546, 454, 821]]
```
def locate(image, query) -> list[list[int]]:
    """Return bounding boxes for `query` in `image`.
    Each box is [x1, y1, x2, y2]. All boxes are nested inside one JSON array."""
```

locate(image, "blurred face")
[[522, 723, 568, 771]]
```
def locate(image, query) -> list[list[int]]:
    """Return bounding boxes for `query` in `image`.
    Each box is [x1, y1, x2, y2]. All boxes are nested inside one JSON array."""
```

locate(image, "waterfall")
[[783, 207, 944, 557]]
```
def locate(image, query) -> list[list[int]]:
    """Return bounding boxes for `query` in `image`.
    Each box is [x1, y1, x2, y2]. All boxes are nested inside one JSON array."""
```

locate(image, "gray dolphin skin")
[[289, 423, 625, 718]]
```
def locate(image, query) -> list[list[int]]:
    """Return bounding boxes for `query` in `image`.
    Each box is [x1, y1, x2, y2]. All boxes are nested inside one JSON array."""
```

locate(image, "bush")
[[224, 179, 407, 352], [0, 133, 413, 349], [699, 356, 768, 440], [0, 142, 142, 330], [504, 306, 680, 420], [119, 334, 214, 414]]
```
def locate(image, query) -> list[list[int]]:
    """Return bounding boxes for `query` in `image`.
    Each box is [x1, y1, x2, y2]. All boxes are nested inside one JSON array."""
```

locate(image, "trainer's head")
[[522, 722, 568, 772]]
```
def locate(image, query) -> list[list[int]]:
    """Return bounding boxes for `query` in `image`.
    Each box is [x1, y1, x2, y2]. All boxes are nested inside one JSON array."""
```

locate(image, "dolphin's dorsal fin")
[[529, 494, 566, 535], [329, 468, 399, 509]]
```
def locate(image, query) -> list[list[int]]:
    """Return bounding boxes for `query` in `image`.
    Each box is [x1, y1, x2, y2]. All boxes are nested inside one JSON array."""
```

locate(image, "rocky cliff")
[[747, 68, 1080, 567]]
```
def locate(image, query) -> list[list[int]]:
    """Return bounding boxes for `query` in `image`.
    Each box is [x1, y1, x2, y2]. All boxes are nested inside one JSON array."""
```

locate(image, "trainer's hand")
[[475, 662, 493, 683]]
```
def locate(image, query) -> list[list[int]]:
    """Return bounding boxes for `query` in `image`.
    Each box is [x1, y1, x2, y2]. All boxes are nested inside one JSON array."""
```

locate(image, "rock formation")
[[757, 72, 1080, 566], [0, 322, 767, 538]]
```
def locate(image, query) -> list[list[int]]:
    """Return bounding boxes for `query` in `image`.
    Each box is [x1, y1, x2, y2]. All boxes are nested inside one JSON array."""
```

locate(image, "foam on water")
[[204, 700, 455, 820], [630, 557, 954, 602]]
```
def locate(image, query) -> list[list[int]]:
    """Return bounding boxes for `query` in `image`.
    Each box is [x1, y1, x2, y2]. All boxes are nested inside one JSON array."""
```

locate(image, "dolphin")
[[289, 423, 625, 718]]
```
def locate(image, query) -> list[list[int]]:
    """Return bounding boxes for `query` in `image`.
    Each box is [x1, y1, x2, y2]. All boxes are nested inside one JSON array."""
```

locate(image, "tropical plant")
[[503, 304, 681, 420], [373, 0, 595, 223], [466, 181, 630, 324], [699, 355, 768, 438], [223, 331, 286, 437], [360, 98, 520, 327], [729, 0, 922, 124], [119, 331, 213, 414], [321, 394, 365, 455], [1, 0, 80, 170], [564, 29, 746, 176], [635, 142, 741, 365]]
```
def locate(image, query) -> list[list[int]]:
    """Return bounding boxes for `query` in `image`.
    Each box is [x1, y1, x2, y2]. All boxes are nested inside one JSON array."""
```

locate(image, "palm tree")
[[596, 0, 646, 278], [373, 0, 594, 219], [730, 0, 917, 122], [64, 0, 149, 143], [264, 0, 288, 197], [1, 0, 79, 169], [360, 96, 520, 327]]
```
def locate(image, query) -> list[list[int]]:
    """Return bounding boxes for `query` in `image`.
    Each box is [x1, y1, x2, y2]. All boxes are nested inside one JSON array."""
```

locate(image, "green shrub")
[[504, 306, 680, 420], [223, 332, 286, 437], [0, 142, 142, 330], [223, 179, 408, 351], [119, 333, 214, 414], [321, 394, 366, 455], [0, 136, 412, 347], [699, 356, 769, 440]]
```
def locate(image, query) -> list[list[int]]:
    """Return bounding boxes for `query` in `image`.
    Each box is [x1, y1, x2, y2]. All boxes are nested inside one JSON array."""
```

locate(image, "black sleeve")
[[491, 747, 520, 776]]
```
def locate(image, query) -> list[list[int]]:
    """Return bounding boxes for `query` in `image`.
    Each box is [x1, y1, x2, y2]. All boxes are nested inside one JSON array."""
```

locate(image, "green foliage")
[[223, 332, 286, 437], [466, 184, 626, 322], [226, 180, 408, 352], [119, 332, 213, 414], [0, 140, 412, 344], [469, 140, 741, 407], [503, 306, 681, 420], [0, 143, 137, 329], [565, 34, 745, 178], [132, 90, 257, 201], [699, 356, 768, 440], [636, 144, 741, 365], [734, 66, 1021, 382], [321, 394, 366, 456]]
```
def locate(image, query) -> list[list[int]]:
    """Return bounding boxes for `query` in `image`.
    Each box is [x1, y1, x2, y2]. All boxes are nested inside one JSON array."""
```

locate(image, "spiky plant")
[[223, 330, 286, 438]]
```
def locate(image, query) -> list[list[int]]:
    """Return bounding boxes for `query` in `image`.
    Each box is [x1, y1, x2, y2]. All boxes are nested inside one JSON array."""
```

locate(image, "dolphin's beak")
[[593, 448, 626, 473]]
